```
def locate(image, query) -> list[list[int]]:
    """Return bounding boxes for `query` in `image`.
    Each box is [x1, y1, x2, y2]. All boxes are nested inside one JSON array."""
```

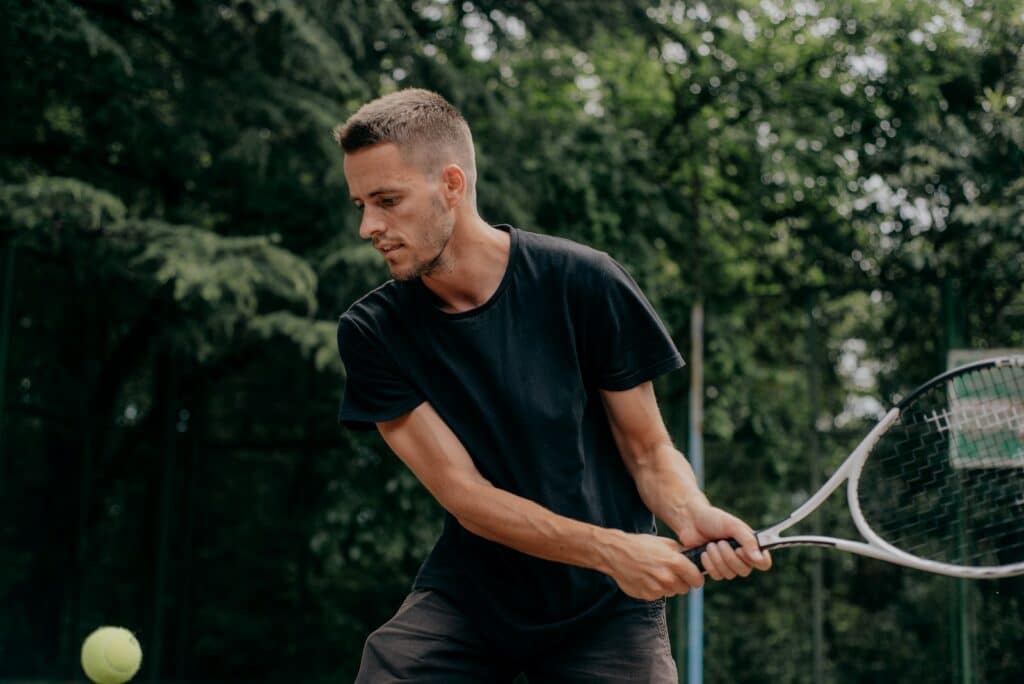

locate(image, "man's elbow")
[[455, 514, 487, 537], [433, 471, 490, 529], [452, 502, 496, 541]]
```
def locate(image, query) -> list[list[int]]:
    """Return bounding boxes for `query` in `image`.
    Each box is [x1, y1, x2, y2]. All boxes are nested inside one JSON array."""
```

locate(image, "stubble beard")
[[391, 196, 455, 281]]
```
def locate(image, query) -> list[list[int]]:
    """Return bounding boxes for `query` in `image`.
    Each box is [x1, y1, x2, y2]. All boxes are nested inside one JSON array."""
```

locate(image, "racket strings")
[[858, 362, 1024, 568]]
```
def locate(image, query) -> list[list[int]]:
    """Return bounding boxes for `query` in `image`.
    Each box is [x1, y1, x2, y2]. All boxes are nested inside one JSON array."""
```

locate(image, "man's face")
[[344, 143, 455, 281]]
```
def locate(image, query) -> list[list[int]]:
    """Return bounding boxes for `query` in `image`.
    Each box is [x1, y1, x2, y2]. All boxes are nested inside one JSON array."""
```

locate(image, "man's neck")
[[420, 217, 510, 314]]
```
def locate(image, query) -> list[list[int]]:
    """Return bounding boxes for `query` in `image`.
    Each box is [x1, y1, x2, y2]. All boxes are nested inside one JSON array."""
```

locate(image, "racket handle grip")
[[682, 539, 742, 574]]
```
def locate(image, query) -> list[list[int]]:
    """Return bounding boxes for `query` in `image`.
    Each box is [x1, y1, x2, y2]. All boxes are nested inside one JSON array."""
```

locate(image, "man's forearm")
[[377, 402, 639, 575], [448, 478, 629, 575], [629, 443, 710, 533], [449, 445, 705, 570]]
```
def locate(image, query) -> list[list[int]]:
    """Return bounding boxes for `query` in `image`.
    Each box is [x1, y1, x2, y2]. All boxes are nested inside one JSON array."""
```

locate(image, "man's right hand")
[[600, 531, 705, 601]]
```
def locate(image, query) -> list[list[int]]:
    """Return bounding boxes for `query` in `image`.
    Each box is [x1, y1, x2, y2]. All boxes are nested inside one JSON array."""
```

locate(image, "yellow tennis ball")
[[81, 626, 142, 684]]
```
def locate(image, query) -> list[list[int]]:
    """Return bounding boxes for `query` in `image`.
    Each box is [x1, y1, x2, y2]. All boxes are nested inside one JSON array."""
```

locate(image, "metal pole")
[[806, 290, 825, 684], [686, 301, 704, 684], [942, 278, 972, 684]]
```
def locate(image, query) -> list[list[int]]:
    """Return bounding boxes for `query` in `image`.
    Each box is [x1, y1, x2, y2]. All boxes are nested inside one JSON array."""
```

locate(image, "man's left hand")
[[675, 505, 773, 580]]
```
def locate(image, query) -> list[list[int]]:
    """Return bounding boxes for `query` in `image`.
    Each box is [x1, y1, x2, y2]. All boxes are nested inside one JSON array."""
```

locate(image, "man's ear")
[[441, 164, 468, 207]]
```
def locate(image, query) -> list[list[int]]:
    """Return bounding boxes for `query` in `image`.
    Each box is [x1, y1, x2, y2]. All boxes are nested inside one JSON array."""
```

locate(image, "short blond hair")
[[334, 89, 477, 192]]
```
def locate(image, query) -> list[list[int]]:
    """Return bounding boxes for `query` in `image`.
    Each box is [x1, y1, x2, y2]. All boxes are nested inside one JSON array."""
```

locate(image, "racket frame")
[[749, 355, 1024, 579]]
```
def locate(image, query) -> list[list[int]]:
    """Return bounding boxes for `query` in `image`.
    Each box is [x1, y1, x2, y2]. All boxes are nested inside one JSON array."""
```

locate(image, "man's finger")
[[717, 540, 751, 578], [730, 523, 766, 566], [736, 546, 773, 572], [676, 553, 706, 588], [708, 540, 741, 581], [700, 549, 724, 581]]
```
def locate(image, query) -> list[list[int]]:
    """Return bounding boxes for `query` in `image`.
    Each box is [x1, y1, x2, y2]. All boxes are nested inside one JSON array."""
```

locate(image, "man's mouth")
[[377, 243, 403, 254]]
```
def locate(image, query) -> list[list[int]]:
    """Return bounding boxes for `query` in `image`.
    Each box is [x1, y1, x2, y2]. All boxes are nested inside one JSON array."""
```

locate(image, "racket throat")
[[758, 532, 839, 550]]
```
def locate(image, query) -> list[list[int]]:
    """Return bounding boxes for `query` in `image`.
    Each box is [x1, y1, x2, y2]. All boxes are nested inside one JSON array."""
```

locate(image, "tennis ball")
[[81, 626, 142, 684]]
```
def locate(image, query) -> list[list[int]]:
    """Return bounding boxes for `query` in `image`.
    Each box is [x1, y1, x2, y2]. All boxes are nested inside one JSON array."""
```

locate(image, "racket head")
[[848, 355, 1024, 578]]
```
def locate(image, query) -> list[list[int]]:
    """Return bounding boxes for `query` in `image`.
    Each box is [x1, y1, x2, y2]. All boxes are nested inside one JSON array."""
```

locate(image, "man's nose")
[[359, 210, 384, 240]]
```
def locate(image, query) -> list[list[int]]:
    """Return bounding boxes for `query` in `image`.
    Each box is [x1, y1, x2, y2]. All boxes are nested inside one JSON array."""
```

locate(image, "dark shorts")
[[355, 589, 677, 683]]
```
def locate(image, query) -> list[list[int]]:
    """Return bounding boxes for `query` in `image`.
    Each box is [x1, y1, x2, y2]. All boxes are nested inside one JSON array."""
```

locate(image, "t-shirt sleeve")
[[582, 253, 685, 391], [336, 313, 424, 430]]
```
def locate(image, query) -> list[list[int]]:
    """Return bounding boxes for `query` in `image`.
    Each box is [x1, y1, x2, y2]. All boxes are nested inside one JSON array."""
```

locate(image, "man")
[[334, 88, 771, 683]]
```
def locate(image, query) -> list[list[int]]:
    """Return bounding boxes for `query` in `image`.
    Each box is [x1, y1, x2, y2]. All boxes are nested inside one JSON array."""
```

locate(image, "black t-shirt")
[[336, 225, 684, 654]]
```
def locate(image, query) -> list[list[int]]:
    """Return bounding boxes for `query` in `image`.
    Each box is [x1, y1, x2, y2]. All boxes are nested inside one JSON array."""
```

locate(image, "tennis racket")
[[684, 355, 1024, 579]]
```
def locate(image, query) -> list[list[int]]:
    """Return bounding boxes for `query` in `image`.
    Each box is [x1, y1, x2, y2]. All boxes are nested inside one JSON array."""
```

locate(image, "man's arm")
[[377, 400, 706, 600], [600, 381, 772, 580]]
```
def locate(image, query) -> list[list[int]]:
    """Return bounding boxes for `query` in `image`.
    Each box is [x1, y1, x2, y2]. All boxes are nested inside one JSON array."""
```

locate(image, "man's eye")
[[379, 197, 398, 207]]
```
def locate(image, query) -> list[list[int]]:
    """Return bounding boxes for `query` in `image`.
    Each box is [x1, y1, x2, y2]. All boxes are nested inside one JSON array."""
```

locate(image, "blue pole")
[[686, 589, 703, 684], [686, 302, 704, 684]]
